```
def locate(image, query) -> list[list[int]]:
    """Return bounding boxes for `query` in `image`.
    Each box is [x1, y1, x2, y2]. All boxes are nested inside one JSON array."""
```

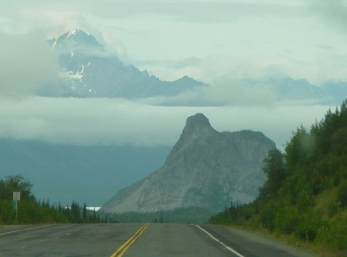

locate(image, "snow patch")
[[67, 28, 89, 39], [52, 39, 57, 49], [60, 64, 85, 82], [86, 207, 101, 211]]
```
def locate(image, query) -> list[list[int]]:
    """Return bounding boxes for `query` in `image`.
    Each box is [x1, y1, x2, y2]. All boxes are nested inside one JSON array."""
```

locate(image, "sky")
[[0, 0, 347, 150]]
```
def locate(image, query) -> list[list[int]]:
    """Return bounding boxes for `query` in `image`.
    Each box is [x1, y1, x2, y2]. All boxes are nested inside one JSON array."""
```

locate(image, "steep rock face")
[[101, 113, 276, 213]]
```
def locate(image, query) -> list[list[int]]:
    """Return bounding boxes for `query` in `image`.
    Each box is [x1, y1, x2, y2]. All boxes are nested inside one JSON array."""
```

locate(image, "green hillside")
[[209, 100, 347, 255]]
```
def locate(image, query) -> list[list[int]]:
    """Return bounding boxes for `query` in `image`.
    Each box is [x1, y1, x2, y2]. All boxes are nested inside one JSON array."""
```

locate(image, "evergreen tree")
[[259, 149, 286, 199], [83, 203, 87, 222], [209, 99, 347, 252]]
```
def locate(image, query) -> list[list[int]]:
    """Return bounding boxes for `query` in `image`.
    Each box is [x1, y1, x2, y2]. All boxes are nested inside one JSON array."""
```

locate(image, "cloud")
[[138, 76, 277, 107], [311, 0, 347, 31], [0, 97, 187, 146], [0, 31, 59, 97], [0, 96, 332, 150], [0, 2, 103, 41], [207, 77, 277, 106], [85, 1, 305, 23], [0, 1, 287, 24], [145, 55, 347, 86], [2, 0, 342, 86]]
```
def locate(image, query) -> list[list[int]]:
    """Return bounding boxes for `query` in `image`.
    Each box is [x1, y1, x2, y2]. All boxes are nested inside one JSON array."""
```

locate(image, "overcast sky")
[[0, 0, 345, 149]]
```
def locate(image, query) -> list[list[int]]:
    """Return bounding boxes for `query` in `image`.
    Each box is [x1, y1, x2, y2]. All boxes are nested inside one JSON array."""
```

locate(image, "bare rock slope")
[[102, 113, 275, 213]]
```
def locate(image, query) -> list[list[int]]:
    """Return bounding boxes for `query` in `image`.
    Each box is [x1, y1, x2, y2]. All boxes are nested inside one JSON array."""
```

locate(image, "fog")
[[1, 1, 347, 85], [0, 96, 331, 150], [0, 32, 59, 96]]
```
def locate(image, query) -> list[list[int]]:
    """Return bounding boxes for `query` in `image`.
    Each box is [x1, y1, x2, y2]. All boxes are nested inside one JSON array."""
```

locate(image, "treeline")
[[209, 100, 347, 253], [53, 201, 106, 224], [101, 206, 215, 224], [0, 174, 105, 224]]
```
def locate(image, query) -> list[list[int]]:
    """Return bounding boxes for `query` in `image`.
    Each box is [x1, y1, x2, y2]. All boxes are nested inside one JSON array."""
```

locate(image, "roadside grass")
[[224, 223, 341, 257], [220, 188, 347, 257]]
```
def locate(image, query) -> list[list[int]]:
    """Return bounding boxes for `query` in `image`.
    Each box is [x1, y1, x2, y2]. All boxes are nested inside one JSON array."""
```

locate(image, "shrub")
[[259, 203, 276, 231], [282, 217, 300, 235], [316, 219, 347, 251], [337, 180, 347, 208], [327, 200, 339, 218], [295, 221, 317, 242], [294, 214, 322, 242]]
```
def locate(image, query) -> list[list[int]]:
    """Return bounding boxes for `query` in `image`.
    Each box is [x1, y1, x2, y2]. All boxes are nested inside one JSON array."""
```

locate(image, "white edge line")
[[195, 224, 245, 257], [0, 224, 54, 236]]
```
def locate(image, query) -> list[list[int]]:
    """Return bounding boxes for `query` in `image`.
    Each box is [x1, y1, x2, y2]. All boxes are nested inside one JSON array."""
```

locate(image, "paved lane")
[[0, 223, 317, 257], [122, 224, 316, 257], [123, 223, 234, 257], [0, 223, 142, 257]]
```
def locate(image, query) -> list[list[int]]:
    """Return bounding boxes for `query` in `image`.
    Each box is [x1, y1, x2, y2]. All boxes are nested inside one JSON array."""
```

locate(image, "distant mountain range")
[[38, 28, 206, 99], [243, 78, 346, 105], [101, 113, 276, 213], [36, 28, 347, 105]]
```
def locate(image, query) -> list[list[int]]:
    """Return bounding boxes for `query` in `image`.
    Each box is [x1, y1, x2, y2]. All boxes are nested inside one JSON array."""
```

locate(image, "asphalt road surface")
[[0, 223, 317, 257]]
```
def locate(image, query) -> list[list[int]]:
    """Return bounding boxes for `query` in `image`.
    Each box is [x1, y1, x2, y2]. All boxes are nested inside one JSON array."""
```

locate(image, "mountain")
[[0, 139, 171, 206], [243, 77, 337, 105], [209, 100, 347, 252], [38, 29, 347, 105], [321, 81, 347, 104], [270, 78, 328, 102], [101, 113, 276, 213], [38, 28, 206, 98], [49, 28, 104, 50]]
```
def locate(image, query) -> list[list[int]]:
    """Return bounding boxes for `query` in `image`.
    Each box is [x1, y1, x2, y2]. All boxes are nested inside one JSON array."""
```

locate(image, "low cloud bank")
[[0, 96, 331, 150], [311, 0, 347, 31]]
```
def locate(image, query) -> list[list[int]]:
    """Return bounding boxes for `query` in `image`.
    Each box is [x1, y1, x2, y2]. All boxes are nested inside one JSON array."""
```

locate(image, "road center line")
[[195, 225, 245, 257], [0, 225, 54, 236], [110, 223, 149, 257]]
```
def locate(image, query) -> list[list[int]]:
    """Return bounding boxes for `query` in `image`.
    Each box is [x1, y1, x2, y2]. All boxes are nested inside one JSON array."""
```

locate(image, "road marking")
[[0, 225, 54, 236], [195, 225, 245, 257], [110, 223, 149, 257]]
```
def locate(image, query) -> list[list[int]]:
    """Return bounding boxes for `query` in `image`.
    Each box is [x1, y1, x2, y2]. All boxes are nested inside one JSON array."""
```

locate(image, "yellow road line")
[[110, 223, 149, 257]]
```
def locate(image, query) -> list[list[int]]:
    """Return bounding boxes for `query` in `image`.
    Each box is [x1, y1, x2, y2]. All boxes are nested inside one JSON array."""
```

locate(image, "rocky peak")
[[186, 113, 211, 129], [166, 113, 217, 163], [181, 113, 216, 141], [51, 28, 103, 51], [101, 113, 276, 213]]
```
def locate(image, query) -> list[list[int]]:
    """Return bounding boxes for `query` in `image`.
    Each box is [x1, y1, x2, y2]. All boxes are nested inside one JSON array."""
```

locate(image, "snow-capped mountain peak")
[[51, 28, 103, 51], [40, 29, 207, 99], [67, 28, 90, 39]]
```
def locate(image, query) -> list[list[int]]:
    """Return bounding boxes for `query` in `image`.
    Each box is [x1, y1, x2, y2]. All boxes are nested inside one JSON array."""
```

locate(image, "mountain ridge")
[[38, 28, 206, 99], [38, 29, 347, 106]]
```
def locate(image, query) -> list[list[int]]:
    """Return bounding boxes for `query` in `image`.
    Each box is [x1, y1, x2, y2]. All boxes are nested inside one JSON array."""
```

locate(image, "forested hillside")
[[209, 100, 347, 254]]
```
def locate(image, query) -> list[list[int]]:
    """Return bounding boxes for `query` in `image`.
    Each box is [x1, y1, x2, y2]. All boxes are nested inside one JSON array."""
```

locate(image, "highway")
[[0, 223, 317, 257]]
